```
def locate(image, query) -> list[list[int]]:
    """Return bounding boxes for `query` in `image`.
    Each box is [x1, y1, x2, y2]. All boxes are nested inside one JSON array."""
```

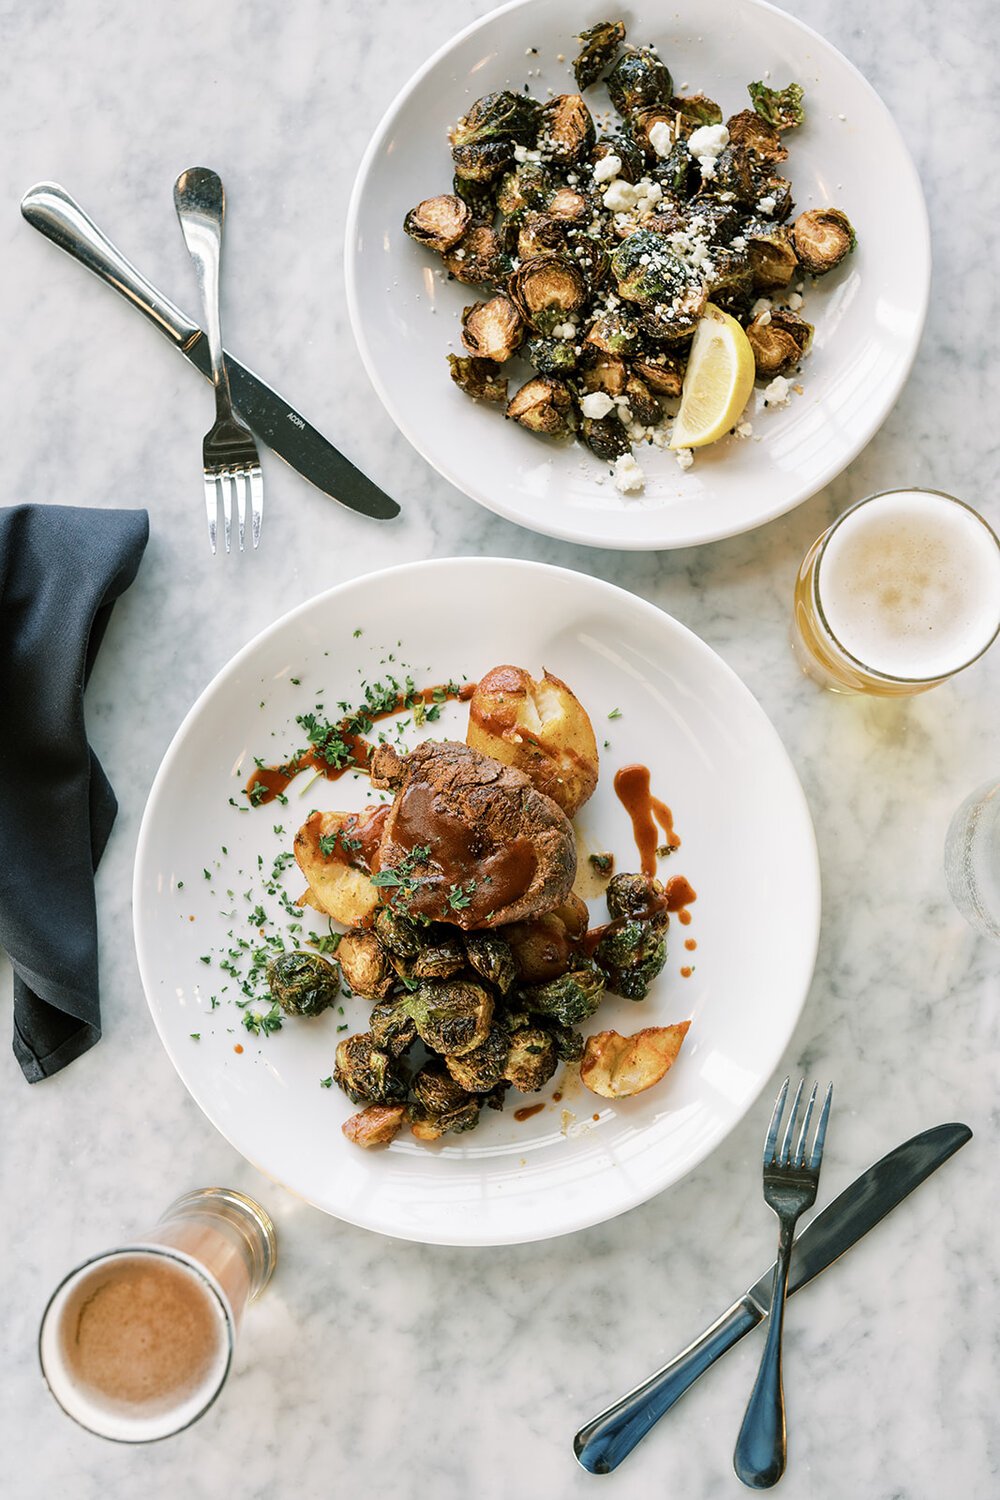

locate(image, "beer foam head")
[[818, 491, 1000, 680]]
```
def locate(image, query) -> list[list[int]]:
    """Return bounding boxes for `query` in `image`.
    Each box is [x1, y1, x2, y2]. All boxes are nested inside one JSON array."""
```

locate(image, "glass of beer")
[[38, 1187, 276, 1442], [792, 488, 1000, 695]]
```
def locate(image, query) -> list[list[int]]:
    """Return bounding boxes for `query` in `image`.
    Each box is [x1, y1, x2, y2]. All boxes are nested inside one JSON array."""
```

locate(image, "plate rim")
[[344, 0, 931, 551], [133, 556, 822, 1244]]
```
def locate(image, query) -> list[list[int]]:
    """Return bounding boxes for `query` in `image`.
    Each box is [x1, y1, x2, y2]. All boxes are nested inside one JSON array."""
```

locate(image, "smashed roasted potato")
[[466, 665, 599, 817], [341, 1103, 407, 1148], [580, 1022, 690, 1098], [293, 809, 381, 926]]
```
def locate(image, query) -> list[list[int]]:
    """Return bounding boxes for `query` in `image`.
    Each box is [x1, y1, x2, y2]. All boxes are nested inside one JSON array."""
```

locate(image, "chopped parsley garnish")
[[190, 1033, 201, 1040], [320, 1076, 333, 1088], [608, 708, 622, 720], [446, 880, 476, 911], [242, 1002, 283, 1037]]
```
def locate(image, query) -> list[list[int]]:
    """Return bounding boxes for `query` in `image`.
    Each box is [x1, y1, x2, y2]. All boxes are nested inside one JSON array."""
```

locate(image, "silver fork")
[[733, 1077, 833, 1490], [174, 167, 262, 553]]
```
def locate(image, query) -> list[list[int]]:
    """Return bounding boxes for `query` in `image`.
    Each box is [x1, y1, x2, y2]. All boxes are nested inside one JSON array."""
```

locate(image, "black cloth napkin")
[[0, 504, 149, 1081]]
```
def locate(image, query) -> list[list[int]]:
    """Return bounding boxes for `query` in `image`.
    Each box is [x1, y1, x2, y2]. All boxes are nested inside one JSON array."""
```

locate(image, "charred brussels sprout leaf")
[[509, 255, 588, 333], [444, 1025, 512, 1092], [607, 47, 673, 120], [504, 1026, 558, 1093], [506, 376, 575, 436], [452, 174, 496, 223], [744, 220, 799, 290], [746, 308, 813, 376], [461, 295, 524, 362], [792, 209, 856, 274], [451, 90, 542, 148], [747, 80, 805, 131], [443, 225, 512, 285], [368, 999, 418, 1058], [526, 964, 606, 1027], [403, 194, 472, 253], [399, 979, 494, 1056], [267, 950, 340, 1017], [334, 1032, 407, 1105], [525, 336, 579, 376], [464, 932, 517, 994], [452, 139, 515, 183], [726, 109, 787, 163], [670, 94, 724, 132], [410, 1065, 482, 1138], [573, 19, 627, 91], [447, 354, 508, 405], [540, 93, 597, 166]]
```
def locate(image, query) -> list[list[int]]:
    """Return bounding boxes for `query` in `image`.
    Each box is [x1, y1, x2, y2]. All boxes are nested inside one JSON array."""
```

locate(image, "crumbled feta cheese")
[[603, 179, 640, 211], [674, 447, 694, 471], [751, 297, 773, 318], [580, 391, 615, 419], [788, 291, 804, 311], [698, 156, 717, 180], [730, 235, 747, 251], [513, 144, 528, 163], [736, 421, 753, 439], [613, 453, 645, 493], [758, 195, 776, 216], [648, 120, 674, 158], [552, 322, 576, 340], [593, 153, 622, 184], [757, 309, 772, 326], [688, 123, 729, 158], [763, 376, 791, 407]]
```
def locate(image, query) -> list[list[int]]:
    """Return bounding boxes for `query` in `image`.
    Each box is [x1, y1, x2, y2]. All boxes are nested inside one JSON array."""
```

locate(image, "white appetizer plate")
[[346, 0, 929, 550], [134, 560, 820, 1244]]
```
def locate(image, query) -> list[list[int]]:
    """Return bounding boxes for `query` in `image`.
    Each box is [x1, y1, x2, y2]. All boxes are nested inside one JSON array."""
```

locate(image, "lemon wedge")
[[669, 304, 756, 450]]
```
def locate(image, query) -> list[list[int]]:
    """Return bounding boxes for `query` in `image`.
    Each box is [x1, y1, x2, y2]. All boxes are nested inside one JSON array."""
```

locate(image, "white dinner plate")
[[134, 560, 820, 1245], [345, 0, 929, 550]]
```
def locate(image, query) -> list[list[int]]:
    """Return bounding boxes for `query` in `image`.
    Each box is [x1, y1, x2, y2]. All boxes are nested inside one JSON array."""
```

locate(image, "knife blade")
[[20, 182, 399, 521], [574, 1122, 972, 1474]]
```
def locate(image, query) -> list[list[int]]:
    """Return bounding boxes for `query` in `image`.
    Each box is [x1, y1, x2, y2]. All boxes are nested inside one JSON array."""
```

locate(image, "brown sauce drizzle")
[[613, 764, 680, 878], [245, 682, 473, 807], [680, 966, 693, 979], [665, 875, 697, 913], [514, 1103, 545, 1122], [684, 938, 697, 952]]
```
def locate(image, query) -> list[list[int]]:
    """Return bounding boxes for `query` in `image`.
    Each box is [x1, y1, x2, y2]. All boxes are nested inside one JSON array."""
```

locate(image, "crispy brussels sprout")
[[607, 47, 673, 120], [540, 93, 596, 165], [726, 109, 787, 163], [606, 871, 666, 921], [584, 309, 642, 357], [709, 144, 757, 206], [464, 932, 517, 994], [612, 231, 707, 333], [447, 354, 508, 405], [688, 199, 743, 246], [452, 139, 515, 183], [592, 131, 646, 184], [368, 998, 418, 1058], [754, 173, 793, 222], [580, 413, 631, 462], [791, 209, 856, 274], [452, 174, 496, 222], [580, 351, 629, 395], [334, 1032, 407, 1105], [410, 1065, 481, 1139], [526, 964, 606, 1027], [744, 220, 798, 290], [444, 1025, 511, 1092], [337, 930, 395, 999], [399, 979, 494, 1056], [595, 920, 667, 1001], [546, 1020, 586, 1063], [411, 935, 466, 981], [573, 19, 627, 91], [342, 1103, 407, 1148], [670, 93, 724, 133], [706, 247, 753, 312], [506, 376, 575, 437], [374, 905, 422, 959], [451, 90, 542, 148], [631, 350, 684, 397], [746, 308, 813, 376], [403, 194, 472, 252], [547, 185, 591, 221], [621, 373, 661, 427], [524, 336, 579, 376], [509, 255, 588, 333], [656, 138, 700, 197], [461, 295, 524, 362], [496, 161, 553, 218], [443, 225, 512, 284], [747, 80, 805, 131], [267, 950, 341, 1017], [631, 105, 676, 161], [504, 1026, 558, 1093], [517, 210, 568, 260]]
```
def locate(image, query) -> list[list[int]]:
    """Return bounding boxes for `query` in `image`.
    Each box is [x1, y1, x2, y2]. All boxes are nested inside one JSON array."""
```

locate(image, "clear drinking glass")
[[38, 1187, 276, 1442], [792, 488, 1000, 695], [944, 778, 1000, 941]]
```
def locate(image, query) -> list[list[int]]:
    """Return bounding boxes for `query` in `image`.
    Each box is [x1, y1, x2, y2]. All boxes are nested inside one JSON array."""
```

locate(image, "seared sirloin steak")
[[370, 740, 576, 929]]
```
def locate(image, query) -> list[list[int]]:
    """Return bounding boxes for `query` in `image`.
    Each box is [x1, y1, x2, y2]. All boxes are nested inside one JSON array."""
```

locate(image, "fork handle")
[[173, 168, 234, 420], [733, 1220, 795, 1488], [21, 183, 200, 348]]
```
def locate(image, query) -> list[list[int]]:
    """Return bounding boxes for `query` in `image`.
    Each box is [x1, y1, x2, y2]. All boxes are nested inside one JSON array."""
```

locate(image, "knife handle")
[[21, 182, 200, 349], [574, 1298, 762, 1475]]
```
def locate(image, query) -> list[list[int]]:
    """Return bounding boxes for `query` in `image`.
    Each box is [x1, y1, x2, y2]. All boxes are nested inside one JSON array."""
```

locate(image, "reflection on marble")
[[1, 1, 998, 1496]]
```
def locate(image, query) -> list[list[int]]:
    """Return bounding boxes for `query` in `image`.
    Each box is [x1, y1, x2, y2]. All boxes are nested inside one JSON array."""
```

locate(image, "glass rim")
[[812, 487, 1000, 685], [38, 1244, 234, 1445]]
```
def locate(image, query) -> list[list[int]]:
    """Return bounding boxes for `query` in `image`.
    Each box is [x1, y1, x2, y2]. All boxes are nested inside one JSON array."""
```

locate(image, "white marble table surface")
[[2, 0, 998, 1495]]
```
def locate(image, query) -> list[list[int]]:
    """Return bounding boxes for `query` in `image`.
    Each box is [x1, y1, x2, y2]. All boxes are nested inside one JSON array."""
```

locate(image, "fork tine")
[[249, 467, 263, 549], [793, 1083, 818, 1165], [221, 471, 233, 554], [808, 1083, 834, 1169], [203, 474, 218, 554], [235, 471, 247, 552], [778, 1078, 804, 1164], [762, 1077, 789, 1164]]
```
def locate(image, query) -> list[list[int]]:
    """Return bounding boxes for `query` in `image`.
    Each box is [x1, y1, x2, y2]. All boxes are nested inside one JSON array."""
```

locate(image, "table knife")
[[20, 182, 399, 521], [574, 1121, 972, 1474]]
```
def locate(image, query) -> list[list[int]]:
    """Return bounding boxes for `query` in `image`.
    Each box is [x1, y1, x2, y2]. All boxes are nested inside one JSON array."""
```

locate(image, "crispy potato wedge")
[[466, 665, 599, 817], [580, 1022, 690, 1099], [294, 809, 381, 926], [341, 1104, 407, 1148]]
